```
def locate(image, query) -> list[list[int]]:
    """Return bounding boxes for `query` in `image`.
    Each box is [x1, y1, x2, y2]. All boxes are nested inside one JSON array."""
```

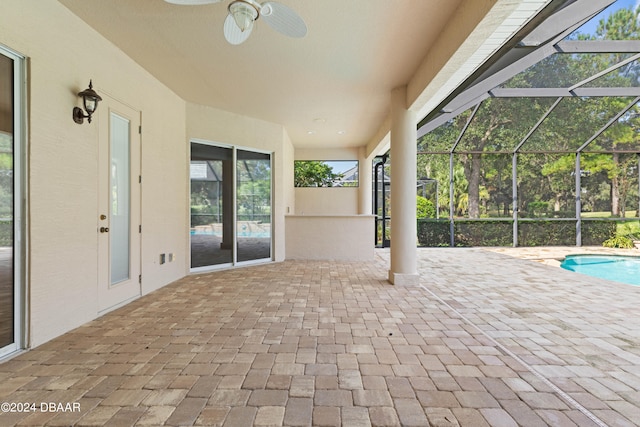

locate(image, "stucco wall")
[[0, 0, 187, 347], [294, 188, 359, 215], [285, 215, 375, 260]]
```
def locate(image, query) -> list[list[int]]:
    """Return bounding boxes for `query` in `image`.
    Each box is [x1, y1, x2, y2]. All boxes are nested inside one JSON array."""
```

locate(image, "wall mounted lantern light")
[[72, 80, 102, 124]]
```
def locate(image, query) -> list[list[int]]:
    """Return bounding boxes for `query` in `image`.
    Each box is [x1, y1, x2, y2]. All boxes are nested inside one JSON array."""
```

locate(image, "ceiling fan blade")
[[260, 1, 307, 38], [224, 13, 253, 45], [164, 0, 222, 5]]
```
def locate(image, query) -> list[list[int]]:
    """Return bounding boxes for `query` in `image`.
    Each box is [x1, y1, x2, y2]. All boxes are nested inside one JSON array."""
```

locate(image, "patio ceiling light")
[[229, 1, 258, 33], [73, 80, 102, 124]]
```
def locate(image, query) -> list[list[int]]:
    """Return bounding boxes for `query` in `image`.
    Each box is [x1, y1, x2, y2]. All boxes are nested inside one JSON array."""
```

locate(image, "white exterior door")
[[97, 97, 141, 313]]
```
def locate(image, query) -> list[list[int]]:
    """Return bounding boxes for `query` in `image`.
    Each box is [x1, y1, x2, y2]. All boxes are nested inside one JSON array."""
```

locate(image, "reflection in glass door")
[[0, 47, 22, 356], [190, 143, 272, 269], [237, 150, 271, 263], [190, 143, 233, 268], [0, 54, 13, 351]]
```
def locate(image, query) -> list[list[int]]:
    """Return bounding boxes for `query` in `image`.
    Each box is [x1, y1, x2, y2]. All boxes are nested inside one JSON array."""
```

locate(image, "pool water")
[[560, 255, 640, 286]]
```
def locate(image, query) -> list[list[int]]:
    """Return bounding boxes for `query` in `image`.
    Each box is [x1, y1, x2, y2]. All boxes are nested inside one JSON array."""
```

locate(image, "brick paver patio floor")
[[0, 248, 638, 426]]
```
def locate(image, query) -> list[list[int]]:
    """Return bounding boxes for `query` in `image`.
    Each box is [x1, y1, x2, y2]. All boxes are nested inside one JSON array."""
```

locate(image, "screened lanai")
[[414, 0, 640, 248]]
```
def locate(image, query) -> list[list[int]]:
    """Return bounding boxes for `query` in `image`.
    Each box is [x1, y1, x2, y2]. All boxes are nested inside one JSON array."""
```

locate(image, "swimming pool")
[[560, 254, 640, 286]]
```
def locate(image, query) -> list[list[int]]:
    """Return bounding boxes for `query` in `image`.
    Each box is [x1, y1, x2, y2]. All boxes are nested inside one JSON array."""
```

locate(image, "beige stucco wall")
[[0, 0, 188, 347], [295, 188, 358, 215], [186, 103, 293, 262], [285, 215, 375, 260]]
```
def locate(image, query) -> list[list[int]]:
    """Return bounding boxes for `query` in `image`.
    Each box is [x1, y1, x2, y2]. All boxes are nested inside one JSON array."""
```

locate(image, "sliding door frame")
[[189, 139, 273, 272], [0, 43, 27, 359]]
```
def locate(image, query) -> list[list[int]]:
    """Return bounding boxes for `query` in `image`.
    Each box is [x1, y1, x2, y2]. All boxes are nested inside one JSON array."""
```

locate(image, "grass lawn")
[[581, 210, 638, 218]]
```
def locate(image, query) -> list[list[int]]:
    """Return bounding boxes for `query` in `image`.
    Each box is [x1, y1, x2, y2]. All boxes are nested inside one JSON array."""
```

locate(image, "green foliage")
[[601, 219, 639, 249], [454, 221, 513, 246], [527, 201, 549, 217], [416, 196, 435, 219], [0, 219, 12, 247], [417, 220, 514, 246], [237, 160, 271, 221], [294, 161, 343, 187], [582, 221, 617, 245], [416, 6, 640, 224], [417, 220, 450, 247], [603, 235, 634, 249], [416, 219, 618, 247], [587, 6, 640, 41], [617, 220, 640, 239], [518, 221, 576, 246], [375, 223, 391, 246], [412, 7, 640, 246]]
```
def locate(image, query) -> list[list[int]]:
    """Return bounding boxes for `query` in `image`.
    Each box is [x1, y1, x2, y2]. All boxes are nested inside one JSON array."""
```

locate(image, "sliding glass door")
[[237, 150, 271, 262], [190, 142, 271, 270], [190, 144, 234, 268]]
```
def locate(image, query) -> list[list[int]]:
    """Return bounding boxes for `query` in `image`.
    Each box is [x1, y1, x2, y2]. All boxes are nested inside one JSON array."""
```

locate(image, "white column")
[[358, 147, 372, 215], [388, 86, 418, 285]]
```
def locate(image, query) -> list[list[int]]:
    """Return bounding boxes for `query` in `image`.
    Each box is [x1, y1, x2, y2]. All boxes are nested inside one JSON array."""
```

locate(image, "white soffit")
[[412, 0, 552, 122]]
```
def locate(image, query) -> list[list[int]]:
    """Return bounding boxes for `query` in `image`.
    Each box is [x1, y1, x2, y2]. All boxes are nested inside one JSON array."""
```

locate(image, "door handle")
[[100, 227, 109, 233]]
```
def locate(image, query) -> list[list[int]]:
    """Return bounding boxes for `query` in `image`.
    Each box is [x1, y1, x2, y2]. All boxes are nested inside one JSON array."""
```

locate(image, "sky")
[[574, 0, 640, 37], [325, 161, 357, 174]]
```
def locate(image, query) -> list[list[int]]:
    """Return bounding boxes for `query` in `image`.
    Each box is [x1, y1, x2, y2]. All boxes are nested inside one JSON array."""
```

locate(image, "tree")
[[416, 196, 435, 219], [294, 161, 343, 187], [417, 4, 640, 222], [572, 6, 640, 216]]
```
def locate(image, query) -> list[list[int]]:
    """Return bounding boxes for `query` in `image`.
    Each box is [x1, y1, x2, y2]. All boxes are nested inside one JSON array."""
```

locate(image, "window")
[[294, 160, 358, 187]]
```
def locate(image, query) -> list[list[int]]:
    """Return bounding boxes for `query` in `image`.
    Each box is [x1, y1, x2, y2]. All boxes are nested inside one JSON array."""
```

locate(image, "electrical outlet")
[[168, 253, 174, 262], [160, 253, 165, 264]]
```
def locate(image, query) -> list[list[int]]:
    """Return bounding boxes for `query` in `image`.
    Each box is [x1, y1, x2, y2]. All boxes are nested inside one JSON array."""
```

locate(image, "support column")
[[358, 147, 372, 215], [388, 86, 418, 286]]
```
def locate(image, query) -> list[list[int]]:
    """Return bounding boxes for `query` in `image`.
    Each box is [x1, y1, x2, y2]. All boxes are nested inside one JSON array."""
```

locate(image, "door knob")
[[100, 227, 109, 233]]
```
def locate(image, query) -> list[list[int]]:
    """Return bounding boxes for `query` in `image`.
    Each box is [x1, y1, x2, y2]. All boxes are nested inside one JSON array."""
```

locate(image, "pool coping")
[[483, 245, 640, 268]]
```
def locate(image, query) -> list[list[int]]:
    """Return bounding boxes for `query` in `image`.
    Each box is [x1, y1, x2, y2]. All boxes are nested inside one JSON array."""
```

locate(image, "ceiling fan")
[[164, 0, 307, 45]]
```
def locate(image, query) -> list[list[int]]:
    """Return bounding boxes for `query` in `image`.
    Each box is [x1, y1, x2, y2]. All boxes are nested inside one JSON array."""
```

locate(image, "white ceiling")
[[57, 0, 545, 150]]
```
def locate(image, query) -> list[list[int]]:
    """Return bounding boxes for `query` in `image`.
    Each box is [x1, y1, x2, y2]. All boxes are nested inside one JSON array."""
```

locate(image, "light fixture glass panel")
[[84, 97, 97, 113], [230, 2, 257, 32]]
